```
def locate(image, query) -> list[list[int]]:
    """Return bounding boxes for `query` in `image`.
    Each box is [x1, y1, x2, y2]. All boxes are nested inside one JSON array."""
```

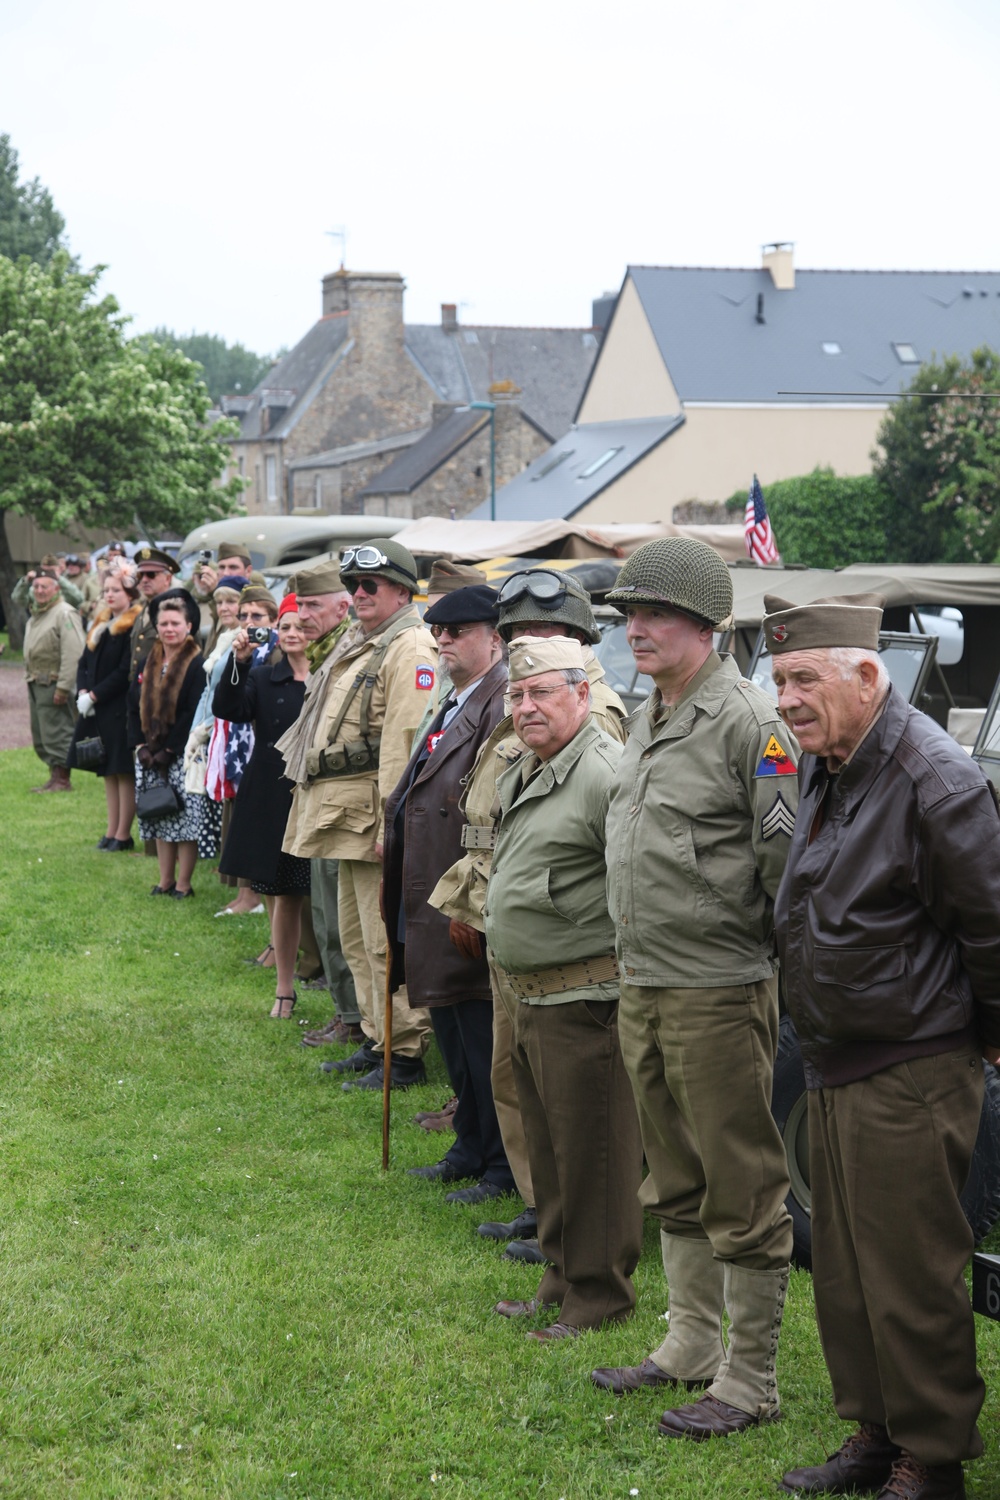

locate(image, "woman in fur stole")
[[131, 588, 215, 899], [69, 561, 143, 849]]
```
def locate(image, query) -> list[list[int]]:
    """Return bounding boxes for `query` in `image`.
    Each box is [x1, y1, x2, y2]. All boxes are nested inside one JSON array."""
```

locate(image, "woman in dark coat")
[[213, 594, 310, 1018], [130, 588, 213, 898], [69, 561, 143, 849]]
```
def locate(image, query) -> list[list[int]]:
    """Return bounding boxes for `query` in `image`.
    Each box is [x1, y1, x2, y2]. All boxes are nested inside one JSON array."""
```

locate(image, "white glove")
[[76, 691, 96, 717]]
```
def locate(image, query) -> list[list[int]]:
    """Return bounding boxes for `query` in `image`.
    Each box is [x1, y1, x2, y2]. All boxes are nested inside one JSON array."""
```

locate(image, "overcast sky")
[[4, 0, 999, 355]]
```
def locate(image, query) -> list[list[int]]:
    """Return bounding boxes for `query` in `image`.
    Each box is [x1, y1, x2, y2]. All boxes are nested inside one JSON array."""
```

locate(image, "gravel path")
[[0, 663, 32, 750]]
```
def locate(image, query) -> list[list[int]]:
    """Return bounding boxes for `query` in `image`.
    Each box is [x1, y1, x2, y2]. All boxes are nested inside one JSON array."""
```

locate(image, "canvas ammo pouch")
[[306, 615, 416, 783]]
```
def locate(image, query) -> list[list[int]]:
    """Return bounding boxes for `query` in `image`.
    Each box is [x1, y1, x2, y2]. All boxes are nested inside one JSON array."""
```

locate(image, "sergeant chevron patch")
[[761, 792, 796, 842]]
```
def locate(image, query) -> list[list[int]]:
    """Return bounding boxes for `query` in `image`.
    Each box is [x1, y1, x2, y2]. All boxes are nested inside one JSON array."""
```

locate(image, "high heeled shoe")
[[270, 993, 297, 1020], [243, 944, 275, 968]]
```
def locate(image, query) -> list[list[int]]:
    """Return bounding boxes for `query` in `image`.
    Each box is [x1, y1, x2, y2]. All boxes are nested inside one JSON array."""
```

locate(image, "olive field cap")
[[507, 635, 586, 682], [427, 558, 488, 594], [424, 585, 499, 626], [497, 569, 601, 646], [606, 538, 733, 627], [763, 592, 885, 655], [295, 559, 345, 596], [40, 553, 60, 568], [148, 587, 200, 631], [134, 545, 180, 575], [216, 542, 253, 565], [238, 586, 279, 618], [340, 539, 419, 591]]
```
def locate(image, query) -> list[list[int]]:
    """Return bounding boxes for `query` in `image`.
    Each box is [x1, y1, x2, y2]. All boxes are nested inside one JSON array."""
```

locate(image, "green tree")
[[0, 134, 73, 266], [873, 347, 1000, 563], [141, 328, 278, 404], [725, 469, 892, 568], [0, 254, 244, 645]]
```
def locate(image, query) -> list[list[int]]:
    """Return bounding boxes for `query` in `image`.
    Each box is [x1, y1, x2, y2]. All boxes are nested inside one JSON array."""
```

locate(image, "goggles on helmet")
[[340, 545, 417, 585], [497, 569, 568, 611]]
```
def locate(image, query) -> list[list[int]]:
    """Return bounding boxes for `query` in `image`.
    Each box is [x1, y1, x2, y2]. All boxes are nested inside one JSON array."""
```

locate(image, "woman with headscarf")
[[131, 587, 216, 898], [68, 560, 143, 849], [213, 593, 311, 1017]]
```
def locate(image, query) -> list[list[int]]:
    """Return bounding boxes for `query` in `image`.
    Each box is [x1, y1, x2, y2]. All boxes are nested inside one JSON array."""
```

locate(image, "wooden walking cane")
[[381, 944, 393, 1170]]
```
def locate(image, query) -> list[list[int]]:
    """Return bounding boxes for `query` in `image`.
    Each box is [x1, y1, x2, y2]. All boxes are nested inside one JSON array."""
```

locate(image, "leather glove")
[[76, 691, 96, 717], [449, 920, 483, 960], [136, 745, 153, 769]]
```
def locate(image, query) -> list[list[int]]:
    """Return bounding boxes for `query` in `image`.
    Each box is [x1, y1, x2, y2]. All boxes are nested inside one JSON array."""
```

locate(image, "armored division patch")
[[754, 733, 796, 777], [761, 792, 796, 841]]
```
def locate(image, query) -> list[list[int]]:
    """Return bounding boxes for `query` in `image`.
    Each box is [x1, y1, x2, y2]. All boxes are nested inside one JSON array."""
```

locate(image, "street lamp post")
[[468, 401, 496, 520]]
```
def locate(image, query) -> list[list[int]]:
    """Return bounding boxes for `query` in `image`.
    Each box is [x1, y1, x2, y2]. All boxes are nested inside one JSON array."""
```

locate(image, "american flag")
[[744, 475, 780, 566]]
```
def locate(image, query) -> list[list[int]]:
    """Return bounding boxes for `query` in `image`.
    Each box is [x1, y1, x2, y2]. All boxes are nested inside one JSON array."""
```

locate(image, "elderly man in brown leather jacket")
[[770, 592, 1000, 1500]]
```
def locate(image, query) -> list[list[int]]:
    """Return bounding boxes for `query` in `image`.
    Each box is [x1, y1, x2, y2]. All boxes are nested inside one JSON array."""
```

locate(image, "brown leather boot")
[[780, 1423, 901, 1493], [50, 765, 72, 791], [30, 770, 58, 792], [876, 1455, 966, 1499]]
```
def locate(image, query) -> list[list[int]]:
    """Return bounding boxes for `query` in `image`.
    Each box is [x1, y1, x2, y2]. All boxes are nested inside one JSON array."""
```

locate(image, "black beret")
[[149, 587, 200, 633], [424, 585, 499, 626]]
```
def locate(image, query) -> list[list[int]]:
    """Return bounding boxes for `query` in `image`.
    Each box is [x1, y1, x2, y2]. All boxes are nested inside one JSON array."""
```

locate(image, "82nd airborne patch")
[[415, 664, 435, 691], [754, 733, 796, 777]]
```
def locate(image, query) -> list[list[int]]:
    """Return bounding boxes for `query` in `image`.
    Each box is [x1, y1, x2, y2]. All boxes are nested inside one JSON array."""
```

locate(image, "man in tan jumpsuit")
[[281, 540, 437, 1090], [23, 572, 85, 791]]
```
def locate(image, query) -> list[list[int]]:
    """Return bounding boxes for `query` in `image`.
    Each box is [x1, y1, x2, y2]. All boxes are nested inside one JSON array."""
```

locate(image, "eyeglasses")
[[137, 569, 166, 580], [341, 545, 417, 584], [504, 684, 571, 710], [352, 577, 381, 596], [497, 570, 568, 610], [429, 622, 478, 640]]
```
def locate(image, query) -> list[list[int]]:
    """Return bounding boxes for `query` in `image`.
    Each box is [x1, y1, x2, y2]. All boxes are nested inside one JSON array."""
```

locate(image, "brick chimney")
[[320, 270, 406, 350], [762, 242, 795, 290], [441, 303, 458, 333]]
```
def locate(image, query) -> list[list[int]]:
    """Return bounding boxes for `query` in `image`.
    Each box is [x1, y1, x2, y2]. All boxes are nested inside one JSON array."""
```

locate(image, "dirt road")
[[0, 663, 32, 750]]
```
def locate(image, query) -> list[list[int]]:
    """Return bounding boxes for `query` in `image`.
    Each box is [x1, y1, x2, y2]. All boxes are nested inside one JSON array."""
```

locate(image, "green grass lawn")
[[1, 745, 999, 1498]]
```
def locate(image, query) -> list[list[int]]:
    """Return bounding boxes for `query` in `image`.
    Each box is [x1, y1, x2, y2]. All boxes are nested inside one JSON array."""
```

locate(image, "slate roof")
[[467, 416, 684, 522], [611, 265, 1000, 408], [235, 314, 351, 440], [405, 325, 598, 439], [359, 409, 490, 497]]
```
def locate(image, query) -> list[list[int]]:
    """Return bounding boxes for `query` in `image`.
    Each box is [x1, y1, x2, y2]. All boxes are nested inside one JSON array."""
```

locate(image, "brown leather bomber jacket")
[[775, 686, 1000, 1088]]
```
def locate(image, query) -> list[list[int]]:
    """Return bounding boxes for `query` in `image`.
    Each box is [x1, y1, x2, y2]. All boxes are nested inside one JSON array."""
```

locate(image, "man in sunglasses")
[[382, 585, 513, 1203], [282, 539, 436, 1090], [128, 546, 183, 684]]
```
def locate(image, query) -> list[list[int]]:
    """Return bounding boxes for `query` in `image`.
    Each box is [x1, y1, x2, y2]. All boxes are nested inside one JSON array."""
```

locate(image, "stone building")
[[225, 271, 598, 519]]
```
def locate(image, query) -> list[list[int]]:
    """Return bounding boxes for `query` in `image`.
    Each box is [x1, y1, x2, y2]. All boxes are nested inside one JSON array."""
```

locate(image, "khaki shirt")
[[282, 606, 437, 862], [606, 652, 799, 988], [428, 648, 627, 929], [484, 718, 622, 1005], [23, 599, 85, 692]]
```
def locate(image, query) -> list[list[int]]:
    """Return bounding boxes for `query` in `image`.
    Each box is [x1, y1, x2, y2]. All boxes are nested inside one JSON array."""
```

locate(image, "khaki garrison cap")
[[427, 558, 488, 594], [763, 592, 885, 655], [295, 559, 345, 596], [507, 635, 586, 682]]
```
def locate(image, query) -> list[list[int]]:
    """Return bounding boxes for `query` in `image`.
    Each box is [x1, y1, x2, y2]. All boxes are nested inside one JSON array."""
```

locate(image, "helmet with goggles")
[[339, 539, 419, 593], [496, 568, 601, 645]]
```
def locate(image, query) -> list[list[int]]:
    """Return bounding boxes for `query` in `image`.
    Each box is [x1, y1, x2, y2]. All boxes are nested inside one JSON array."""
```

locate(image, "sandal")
[[270, 993, 297, 1020], [243, 944, 275, 968]]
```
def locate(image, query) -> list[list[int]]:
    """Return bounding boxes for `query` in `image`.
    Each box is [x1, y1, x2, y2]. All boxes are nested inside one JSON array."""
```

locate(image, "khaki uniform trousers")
[[28, 681, 76, 769], [310, 858, 360, 1024], [617, 979, 792, 1269], [810, 1048, 985, 1466], [487, 952, 534, 1207], [511, 994, 643, 1328], [337, 858, 430, 1060]]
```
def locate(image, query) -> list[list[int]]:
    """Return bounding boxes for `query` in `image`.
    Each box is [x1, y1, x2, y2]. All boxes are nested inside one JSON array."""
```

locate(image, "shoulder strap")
[[325, 612, 419, 747]]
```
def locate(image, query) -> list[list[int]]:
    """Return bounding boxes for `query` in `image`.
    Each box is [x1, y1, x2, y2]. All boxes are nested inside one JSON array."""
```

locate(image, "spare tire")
[[770, 1016, 1000, 1270]]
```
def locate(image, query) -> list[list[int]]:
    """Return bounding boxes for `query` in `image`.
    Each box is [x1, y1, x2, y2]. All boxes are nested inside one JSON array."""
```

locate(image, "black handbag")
[[136, 775, 182, 820], [74, 735, 106, 769]]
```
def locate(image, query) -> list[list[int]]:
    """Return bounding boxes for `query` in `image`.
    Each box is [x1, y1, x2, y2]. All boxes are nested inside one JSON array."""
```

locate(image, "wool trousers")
[[431, 999, 515, 1190], [337, 857, 430, 1059], [809, 1049, 985, 1465], [512, 994, 643, 1328], [487, 951, 534, 1206], [310, 857, 360, 1023]]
